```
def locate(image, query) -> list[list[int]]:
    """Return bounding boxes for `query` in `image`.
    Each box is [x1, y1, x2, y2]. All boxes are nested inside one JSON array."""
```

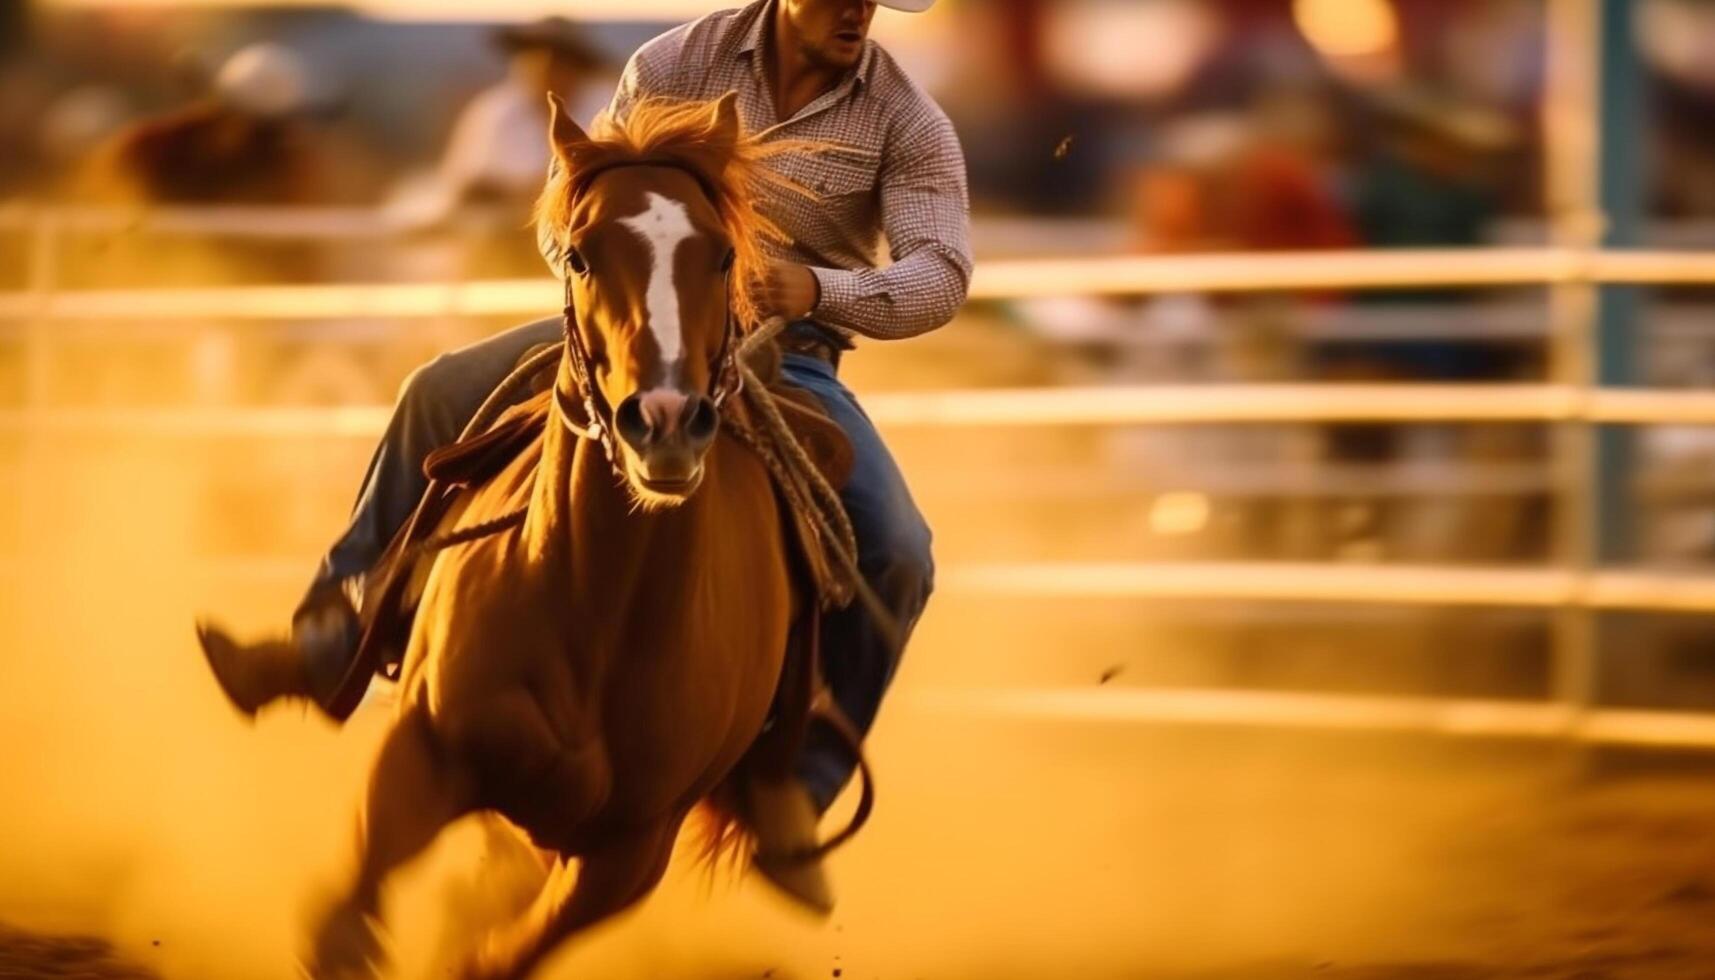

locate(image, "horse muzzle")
[[613, 388, 719, 500]]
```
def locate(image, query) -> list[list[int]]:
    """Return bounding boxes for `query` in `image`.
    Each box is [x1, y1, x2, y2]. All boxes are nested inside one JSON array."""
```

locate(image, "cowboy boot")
[[744, 776, 836, 916], [196, 585, 358, 718]]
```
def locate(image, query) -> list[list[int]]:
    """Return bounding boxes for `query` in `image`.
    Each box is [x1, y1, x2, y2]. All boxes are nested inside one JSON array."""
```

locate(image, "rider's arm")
[[808, 108, 973, 341]]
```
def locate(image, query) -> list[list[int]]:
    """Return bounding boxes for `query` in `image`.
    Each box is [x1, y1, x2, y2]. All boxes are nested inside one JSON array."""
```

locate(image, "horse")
[[306, 92, 844, 980]]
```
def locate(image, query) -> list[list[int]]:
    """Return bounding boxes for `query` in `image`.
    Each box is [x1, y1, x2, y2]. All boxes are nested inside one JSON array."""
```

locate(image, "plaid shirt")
[[543, 0, 972, 342]]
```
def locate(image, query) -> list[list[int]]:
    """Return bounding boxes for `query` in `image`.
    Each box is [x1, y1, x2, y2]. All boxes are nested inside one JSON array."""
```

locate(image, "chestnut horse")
[[307, 93, 826, 979]]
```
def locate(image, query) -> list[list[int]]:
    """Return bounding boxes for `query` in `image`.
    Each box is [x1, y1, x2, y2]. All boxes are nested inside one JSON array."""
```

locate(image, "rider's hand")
[[754, 261, 821, 322]]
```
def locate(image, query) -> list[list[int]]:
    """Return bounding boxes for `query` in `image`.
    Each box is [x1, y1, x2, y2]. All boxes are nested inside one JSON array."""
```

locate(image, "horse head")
[[538, 91, 779, 508]]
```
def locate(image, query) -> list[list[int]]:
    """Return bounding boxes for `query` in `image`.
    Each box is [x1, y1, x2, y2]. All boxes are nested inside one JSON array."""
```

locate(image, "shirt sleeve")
[[603, 25, 695, 123], [604, 48, 648, 124], [809, 108, 973, 340]]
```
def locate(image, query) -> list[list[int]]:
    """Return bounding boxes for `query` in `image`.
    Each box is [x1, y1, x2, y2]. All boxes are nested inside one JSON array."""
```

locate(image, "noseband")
[[553, 157, 745, 469]]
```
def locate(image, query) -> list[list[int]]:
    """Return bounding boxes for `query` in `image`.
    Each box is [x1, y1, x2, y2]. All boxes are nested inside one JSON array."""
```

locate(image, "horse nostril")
[[683, 395, 719, 446], [617, 390, 708, 452], [615, 395, 650, 449]]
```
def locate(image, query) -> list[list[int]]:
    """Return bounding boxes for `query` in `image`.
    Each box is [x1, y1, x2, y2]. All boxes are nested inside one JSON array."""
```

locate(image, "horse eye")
[[719, 248, 736, 272], [566, 248, 590, 277]]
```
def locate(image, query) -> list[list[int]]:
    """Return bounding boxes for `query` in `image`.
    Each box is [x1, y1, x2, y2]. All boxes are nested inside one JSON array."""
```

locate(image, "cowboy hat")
[[875, 0, 936, 11], [493, 16, 612, 69], [214, 42, 312, 118]]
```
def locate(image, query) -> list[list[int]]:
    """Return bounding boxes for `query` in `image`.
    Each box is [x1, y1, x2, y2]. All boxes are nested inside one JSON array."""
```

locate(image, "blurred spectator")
[[65, 42, 389, 290], [1657, 84, 1715, 220], [1127, 87, 1358, 258], [1315, 87, 1530, 568], [83, 42, 347, 205], [1343, 85, 1518, 379], [1227, 85, 1359, 254], [1355, 86, 1513, 254], [1129, 114, 1247, 253], [385, 17, 614, 228]]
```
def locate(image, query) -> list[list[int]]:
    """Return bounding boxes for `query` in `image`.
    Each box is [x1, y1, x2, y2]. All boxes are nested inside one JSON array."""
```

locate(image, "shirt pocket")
[[766, 143, 883, 258], [799, 146, 880, 199]]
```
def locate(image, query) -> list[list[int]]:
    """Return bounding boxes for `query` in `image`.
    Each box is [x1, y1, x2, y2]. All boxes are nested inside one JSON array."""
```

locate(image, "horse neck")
[[525, 390, 714, 597], [528, 356, 612, 547]]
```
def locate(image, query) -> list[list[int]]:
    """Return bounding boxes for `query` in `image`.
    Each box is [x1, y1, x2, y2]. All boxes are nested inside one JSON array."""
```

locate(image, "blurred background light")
[[1294, 0, 1402, 84], [1148, 491, 1212, 537], [1639, 0, 1715, 92], [1042, 0, 1218, 100], [41, 0, 717, 18], [1294, 0, 1400, 59]]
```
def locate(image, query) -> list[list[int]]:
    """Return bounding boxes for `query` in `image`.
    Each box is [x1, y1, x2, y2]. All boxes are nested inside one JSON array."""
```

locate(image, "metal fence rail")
[[2, 555, 1712, 615], [907, 687, 1715, 748], [4, 247, 1715, 321], [8, 383, 1715, 434]]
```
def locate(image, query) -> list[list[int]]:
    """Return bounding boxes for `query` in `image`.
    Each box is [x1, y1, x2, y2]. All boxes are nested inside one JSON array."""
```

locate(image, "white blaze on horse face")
[[618, 191, 697, 383]]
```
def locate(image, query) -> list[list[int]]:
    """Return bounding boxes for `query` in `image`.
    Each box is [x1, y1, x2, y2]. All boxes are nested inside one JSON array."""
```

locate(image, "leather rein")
[[550, 157, 746, 470]]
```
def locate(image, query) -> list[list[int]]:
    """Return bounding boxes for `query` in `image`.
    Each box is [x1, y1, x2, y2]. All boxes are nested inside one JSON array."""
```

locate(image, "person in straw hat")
[[424, 17, 616, 216], [90, 41, 328, 204]]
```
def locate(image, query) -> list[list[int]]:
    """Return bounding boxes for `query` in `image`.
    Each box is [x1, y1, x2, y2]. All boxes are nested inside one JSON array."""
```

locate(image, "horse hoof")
[[744, 778, 837, 916], [456, 946, 521, 980], [754, 851, 837, 917]]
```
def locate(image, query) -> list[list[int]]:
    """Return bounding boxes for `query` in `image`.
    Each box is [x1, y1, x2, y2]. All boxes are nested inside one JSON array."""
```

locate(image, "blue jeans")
[[310, 319, 934, 810]]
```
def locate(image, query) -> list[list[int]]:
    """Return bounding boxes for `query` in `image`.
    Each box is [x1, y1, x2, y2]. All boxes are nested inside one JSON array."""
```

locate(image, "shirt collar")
[[854, 40, 875, 86], [736, 0, 771, 59], [736, 0, 875, 88]]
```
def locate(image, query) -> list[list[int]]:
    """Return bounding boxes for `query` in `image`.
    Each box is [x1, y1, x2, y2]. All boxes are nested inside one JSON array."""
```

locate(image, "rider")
[[200, 0, 970, 911]]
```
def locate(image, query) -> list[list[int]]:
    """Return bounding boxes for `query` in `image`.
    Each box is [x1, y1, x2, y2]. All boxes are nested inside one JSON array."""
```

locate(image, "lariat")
[[728, 319, 900, 648]]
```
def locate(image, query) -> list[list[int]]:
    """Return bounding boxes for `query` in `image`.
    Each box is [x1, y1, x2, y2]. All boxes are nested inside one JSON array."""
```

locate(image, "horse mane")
[[533, 96, 823, 332]]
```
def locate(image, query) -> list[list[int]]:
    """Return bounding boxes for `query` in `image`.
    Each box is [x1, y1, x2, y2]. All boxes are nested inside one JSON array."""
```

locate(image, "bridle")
[[551, 158, 746, 470]]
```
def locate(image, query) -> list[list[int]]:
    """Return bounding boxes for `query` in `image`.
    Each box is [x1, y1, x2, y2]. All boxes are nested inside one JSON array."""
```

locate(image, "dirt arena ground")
[[9, 597, 1715, 980], [8, 730, 1715, 980]]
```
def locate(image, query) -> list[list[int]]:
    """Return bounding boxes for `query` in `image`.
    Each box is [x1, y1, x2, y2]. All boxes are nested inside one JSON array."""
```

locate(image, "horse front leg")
[[430, 814, 557, 975], [460, 817, 680, 980], [305, 707, 474, 979]]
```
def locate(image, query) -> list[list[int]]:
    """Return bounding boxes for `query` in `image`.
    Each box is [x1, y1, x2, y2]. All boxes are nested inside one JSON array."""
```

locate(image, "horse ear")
[[546, 92, 591, 169]]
